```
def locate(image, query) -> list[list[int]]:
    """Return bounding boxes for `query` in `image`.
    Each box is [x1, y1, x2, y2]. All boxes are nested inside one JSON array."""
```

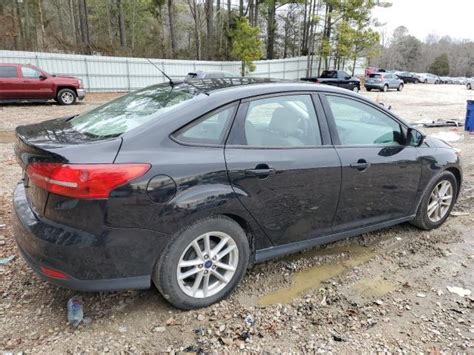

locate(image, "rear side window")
[[0, 66, 17, 78], [230, 95, 322, 147], [369, 74, 382, 78], [173, 105, 236, 145]]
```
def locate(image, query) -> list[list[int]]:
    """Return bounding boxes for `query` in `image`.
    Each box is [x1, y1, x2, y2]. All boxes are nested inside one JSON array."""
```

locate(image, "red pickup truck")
[[0, 63, 85, 105]]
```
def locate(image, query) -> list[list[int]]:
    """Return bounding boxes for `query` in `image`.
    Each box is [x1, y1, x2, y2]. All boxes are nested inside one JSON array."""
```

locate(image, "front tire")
[[383, 84, 388, 92], [154, 216, 250, 310], [410, 171, 458, 230], [397, 83, 404, 91], [366, 88, 372, 92], [468, 83, 472, 90], [57, 88, 77, 105]]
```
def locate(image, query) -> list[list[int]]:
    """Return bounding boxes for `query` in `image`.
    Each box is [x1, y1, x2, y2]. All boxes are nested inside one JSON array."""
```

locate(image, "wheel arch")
[[56, 86, 78, 96], [445, 166, 462, 199]]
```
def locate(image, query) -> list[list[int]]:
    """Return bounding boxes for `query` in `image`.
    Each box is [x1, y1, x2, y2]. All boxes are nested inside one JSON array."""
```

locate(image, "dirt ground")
[[0, 84, 473, 353]]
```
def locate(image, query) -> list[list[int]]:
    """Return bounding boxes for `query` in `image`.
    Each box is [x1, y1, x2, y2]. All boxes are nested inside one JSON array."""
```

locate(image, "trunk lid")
[[15, 117, 122, 217]]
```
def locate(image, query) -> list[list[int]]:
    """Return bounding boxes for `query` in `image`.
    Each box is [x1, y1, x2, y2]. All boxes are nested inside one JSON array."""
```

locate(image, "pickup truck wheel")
[[57, 89, 77, 105]]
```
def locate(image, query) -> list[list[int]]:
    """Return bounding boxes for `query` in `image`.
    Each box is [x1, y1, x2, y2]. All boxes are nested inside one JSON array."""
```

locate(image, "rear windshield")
[[70, 83, 199, 138], [368, 74, 382, 78]]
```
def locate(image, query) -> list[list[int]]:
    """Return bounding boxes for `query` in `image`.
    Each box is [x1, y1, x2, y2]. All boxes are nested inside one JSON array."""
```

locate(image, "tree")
[[230, 17, 262, 75], [429, 53, 449, 76], [78, 0, 91, 54], [117, 0, 127, 48]]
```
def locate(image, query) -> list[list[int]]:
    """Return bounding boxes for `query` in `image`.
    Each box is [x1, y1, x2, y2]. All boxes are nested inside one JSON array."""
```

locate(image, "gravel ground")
[[0, 84, 473, 353]]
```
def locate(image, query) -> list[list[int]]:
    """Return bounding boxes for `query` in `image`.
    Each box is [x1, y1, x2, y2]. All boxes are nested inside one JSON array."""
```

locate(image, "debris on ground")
[[67, 297, 84, 327], [244, 314, 256, 327], [446, 286, 472, 297], [423, 119, 463, 128], [0, 255, 15, 265], [450, 211, 470, 217]]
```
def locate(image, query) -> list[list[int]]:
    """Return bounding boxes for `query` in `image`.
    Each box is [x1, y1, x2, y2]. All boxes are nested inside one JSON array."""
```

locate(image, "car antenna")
[[145, 58, 174, 87]]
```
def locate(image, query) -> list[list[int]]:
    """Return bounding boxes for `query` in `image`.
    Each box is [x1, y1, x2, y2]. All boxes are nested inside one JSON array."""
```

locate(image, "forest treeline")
[[0, 0, 472, 76]]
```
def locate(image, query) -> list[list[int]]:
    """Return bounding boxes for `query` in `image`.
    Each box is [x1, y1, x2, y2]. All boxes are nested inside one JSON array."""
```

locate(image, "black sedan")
[[395, 71, 420, 84], [12, 79, 462, 309]]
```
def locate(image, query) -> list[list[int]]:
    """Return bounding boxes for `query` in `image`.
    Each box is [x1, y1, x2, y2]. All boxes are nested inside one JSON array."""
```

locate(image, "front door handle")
[[244, 164, 276, 178], [350, 159, 370, 171]]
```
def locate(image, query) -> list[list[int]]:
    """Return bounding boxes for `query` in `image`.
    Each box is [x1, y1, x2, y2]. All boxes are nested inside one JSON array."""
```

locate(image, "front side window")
[[0, 66, 17, 78], [173, 106, 235, 145], [21, 67, 41, 78], [234, 95, 321, 147], [326, 95, 403, 146]]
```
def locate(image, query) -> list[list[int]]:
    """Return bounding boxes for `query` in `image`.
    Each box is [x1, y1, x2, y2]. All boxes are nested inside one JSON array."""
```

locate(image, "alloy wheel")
[[427, 180, 453, 223], [177, 231, 239, 298], [61, 91, 74, 104]]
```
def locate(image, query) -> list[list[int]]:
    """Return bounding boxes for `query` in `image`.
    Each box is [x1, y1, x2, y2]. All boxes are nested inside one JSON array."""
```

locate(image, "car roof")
[[181, 77, 359, 99]]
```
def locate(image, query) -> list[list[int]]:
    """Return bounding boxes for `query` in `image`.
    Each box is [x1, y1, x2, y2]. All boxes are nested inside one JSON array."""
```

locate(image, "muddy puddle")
[[0, 131, 15, 143], [258, 245, 378, 306], [350, 278, 397, 299]]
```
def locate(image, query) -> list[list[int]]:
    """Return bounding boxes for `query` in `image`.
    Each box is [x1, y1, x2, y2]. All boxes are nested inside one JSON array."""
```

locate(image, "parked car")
[[13, 79, 462, 310], [301, 70, 361, 92], [416, 73, 440, 84], [0, 63, 85, 105], [365, 72, 404, 92], [467, 78, 474, 90], [439, 76, 452, 84], [185, 71, 237, 80], [395, 71, 420, 84]]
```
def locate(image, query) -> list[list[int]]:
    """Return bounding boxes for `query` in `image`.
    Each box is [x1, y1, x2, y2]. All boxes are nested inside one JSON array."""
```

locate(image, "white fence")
[[0, 50, 364, 92]]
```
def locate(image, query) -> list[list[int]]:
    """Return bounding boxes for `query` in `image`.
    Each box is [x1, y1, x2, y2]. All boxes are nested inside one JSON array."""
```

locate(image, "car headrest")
[[269, 107, 298, 134]]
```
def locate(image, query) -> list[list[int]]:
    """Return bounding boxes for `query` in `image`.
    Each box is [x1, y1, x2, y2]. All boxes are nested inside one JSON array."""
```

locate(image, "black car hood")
[[423, 135, 455, 149]]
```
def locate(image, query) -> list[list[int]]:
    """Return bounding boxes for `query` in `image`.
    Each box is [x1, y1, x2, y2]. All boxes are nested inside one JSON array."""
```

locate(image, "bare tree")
[[117, 0, 127, 48]]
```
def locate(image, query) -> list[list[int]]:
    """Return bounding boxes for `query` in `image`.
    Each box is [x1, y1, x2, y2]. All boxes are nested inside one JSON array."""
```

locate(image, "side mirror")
[[39, 74, 47, 80], [407, 127, 425, 147], [345, 75, 351, 80]]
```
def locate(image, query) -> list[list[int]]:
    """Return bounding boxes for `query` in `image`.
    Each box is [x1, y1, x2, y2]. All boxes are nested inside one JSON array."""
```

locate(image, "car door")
[[0, 65, 21, 99], [339, 71, 353, 90], [19, 66, 54, 99], [225, 93, 341, 246], [320, 93, 422, 232]]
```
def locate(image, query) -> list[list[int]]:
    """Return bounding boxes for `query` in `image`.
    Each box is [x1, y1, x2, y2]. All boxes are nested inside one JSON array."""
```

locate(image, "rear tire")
[[383, 84, 388, 92], [366, 88, 372, 92], [57, 88, 77, 105], [397, 83, 404, 91], [153, 216, 250, 310], [352, 86, 360, 93], [410, 171, 458, 230], [468, 83, 472, 90]]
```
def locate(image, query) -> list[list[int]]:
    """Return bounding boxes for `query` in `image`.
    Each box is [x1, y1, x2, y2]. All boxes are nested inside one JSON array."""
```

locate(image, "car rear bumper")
[[364, 83, 384, 89], [77, 89, 85, 100], [12, 183, 169, 291]]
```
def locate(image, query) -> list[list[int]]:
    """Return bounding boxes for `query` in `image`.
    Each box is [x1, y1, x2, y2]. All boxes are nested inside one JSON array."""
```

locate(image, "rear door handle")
[[350, 159, 370, 171], [244, 164, 276, 178]]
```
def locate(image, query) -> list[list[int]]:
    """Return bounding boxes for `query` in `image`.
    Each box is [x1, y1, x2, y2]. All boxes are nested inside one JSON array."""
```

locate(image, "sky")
[[372, 0, 474, 42]]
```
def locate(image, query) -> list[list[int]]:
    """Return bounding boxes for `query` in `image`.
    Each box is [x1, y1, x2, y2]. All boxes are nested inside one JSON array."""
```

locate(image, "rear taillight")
[[26, 163, 150, 199], [40, 265, 69, 279]]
